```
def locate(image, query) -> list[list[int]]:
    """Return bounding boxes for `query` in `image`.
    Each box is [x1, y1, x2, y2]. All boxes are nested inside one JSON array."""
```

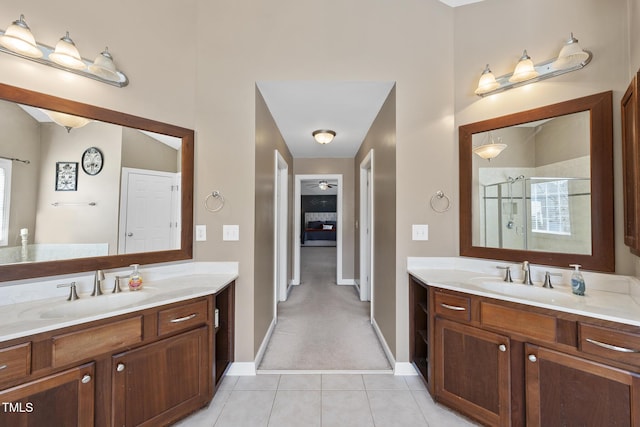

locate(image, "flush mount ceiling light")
[[0, 14, 128, 87], [474, 32, 592, 97], [312, 129, 336, 144], [43, 109, 92, 133], [473, 133, 507, 161]]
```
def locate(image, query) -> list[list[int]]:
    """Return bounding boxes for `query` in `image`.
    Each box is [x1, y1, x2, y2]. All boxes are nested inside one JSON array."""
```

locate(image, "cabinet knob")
[[81, 374, 92, 384], [127, 232, 133, 237], [498, 344, 507, 352], [117, 363, 126, 372], [528, 354, 537, 363]]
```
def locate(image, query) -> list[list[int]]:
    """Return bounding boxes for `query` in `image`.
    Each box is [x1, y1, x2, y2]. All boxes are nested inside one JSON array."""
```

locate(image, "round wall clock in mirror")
[[82, 146, 103, 175]]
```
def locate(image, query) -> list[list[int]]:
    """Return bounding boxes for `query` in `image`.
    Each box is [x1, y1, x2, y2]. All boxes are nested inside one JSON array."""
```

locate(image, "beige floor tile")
[[362, 374, 409, 390], [268, 390, 321, 427], [172, 389, 231, 427], [411, 390, 480, 427], [321, 374, 365, 390], [214, 390, 276, 427], [404, 375, 428, 391], [367, 390, 428, 427], [321, 390, 374, 427], [278, 374, 322, 390], [216, 375, 239, 391], [234, 374, 280, 390]]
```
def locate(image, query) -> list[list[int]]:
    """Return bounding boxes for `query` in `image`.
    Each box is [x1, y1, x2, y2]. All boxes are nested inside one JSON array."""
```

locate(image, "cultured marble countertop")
[[0, 273, 237, 344], [408, 268, 640, 328]]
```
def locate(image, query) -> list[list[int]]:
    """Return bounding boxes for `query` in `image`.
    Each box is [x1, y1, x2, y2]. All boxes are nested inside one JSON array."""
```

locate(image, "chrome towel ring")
[[430, 190, 451, 213], [205, 190, 225, 212]]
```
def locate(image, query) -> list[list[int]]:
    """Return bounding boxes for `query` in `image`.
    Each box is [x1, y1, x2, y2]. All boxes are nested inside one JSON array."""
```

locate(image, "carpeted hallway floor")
[[258, 246, 392, 371]]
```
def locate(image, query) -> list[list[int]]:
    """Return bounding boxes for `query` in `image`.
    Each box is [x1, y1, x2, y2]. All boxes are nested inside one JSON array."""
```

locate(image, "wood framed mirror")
[[0, 83, 194, 282], [459, 91, 614, 272]]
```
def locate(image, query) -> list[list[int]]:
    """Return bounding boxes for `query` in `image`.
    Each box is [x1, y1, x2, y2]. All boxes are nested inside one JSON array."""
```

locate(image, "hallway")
[[259, 246, 391, 371]]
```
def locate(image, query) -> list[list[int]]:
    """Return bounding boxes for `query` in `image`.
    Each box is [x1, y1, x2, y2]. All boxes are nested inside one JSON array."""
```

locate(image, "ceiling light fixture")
[[474, 32, 592, 97], [0, 14, 128, 87], [43, 109, 92, 132], [312, 129, 336, 144], [318, 180, 329, 190], [473, 133, 507, 161]]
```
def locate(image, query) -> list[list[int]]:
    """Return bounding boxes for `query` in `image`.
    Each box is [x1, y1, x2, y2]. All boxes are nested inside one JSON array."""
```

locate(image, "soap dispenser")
[[569, 264, 585, 296], [128, 264, 143, 291]]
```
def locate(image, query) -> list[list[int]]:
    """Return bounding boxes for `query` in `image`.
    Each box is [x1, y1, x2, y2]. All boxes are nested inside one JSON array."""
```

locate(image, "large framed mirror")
[[459, 91, 614, 272], [0, 83, 194, 282]]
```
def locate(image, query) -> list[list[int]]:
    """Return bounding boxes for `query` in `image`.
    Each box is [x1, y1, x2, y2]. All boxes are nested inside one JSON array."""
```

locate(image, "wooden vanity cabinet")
[[622, 70, 640, 254]]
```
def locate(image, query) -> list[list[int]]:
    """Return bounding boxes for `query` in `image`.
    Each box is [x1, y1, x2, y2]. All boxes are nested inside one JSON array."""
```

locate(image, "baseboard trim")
[[394, 362, 419, 376], [226, 362, 256, 376], [337, 279, 355, 286], [372, 318, 396, 369], [254, 317, 277, 369]]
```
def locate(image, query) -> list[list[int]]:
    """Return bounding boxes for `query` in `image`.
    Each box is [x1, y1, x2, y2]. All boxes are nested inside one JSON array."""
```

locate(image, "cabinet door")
[[111, 326, 210, 427], [0, 362, 95, 427], [525, 344, 640, 426], [622, 72, 640, 252], [435, 317, 511, 427]]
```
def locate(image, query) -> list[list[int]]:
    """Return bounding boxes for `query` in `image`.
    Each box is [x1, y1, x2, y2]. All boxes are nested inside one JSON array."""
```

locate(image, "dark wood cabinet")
[[435, 317, 511, 427], [526, 344, 640, 426], [112, 326, 210, 427], [214, 283, 235, 388], [0, 362, 95, 426], [409, 276, 431, 391], [622, 71, 640, 254]]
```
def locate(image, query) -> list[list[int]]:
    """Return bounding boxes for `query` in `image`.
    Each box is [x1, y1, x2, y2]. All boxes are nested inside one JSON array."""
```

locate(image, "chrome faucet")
[[522, 261, 534, 286], [91, 270, 105, 296], [496, 265, 513, 282]]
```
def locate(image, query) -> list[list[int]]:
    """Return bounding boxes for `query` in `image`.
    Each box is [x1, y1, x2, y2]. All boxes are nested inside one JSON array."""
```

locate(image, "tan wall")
[[254, 88, 294, 356], [355, 86, 397, 356], [121, 128, 179, 173], [293, 158, 355, 279]]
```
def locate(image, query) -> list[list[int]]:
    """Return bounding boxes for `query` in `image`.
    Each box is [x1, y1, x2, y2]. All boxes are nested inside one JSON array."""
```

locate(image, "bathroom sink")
[[20, 291, 151, 320], [466, 277, 576, 305]]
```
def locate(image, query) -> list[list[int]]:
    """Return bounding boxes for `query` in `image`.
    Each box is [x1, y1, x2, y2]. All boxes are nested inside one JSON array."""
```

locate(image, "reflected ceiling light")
[[474, 32, 592, 97], [312, 129, 336, 144], [318, 180, 329, 190], [0, 13, 129, 87], [43, 109, 92, 132], [473, 133, 507, 161], [509, 50, 538, 83], [48, 31, 85, 70], [88, 47, 119, 82], [0, 14, 42, 58]]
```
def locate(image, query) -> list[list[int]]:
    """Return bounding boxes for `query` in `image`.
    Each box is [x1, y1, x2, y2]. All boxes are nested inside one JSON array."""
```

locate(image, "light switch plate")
[[195, 225, 207, 241], [412, 224, 429, 241], [223, 225, 240, 241]]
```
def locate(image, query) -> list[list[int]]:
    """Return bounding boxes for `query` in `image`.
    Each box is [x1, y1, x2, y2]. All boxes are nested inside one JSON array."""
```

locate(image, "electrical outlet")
[[223, 225, 240, 241], [412, 224, 429, 241], [195, 225, 207, 241]]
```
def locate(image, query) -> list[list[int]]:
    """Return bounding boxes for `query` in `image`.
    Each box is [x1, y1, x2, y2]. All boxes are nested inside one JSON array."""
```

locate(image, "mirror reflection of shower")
[[506, 175, 524, 231]]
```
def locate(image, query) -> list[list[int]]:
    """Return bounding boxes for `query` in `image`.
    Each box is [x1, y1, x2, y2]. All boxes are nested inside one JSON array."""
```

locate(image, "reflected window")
[[0, 159, 11, 246], [531, 179, 570, 235]]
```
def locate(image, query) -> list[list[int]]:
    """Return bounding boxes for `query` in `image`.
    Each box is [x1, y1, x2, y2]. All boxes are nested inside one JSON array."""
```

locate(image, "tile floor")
[[173, 374, 479, 427]]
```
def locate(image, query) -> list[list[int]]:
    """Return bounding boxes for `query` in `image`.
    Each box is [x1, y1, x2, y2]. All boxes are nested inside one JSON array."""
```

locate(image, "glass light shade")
[[318, 180, 329, 190], [44, 110, 92, 132], [553, 33, 590, 69], [475, 64, 500, 95], [0, 15, 42, 58], [312, 129, 336, 144], [49, 32, 85, 70], [509, 50, 538, 83], [89, 47, 119, 81], [473, 136, 507, 161]]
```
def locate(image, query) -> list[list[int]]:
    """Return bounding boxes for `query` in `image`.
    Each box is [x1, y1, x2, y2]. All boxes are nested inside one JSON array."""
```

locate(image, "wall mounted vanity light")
[[472, 132, 507, 161], [312, 129, 336, 144], [0, 14, 128, 87], [474, 33, 591, 97]]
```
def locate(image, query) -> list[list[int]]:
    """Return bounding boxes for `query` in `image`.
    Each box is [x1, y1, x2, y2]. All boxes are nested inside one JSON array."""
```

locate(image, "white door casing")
[[274, 151, 289, 314], [359, 149, 374, 314]]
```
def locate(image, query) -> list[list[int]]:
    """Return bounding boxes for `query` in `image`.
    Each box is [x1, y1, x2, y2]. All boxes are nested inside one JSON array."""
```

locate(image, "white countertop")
[[0, 269, 237, 344], [407, 260, 640, 326]]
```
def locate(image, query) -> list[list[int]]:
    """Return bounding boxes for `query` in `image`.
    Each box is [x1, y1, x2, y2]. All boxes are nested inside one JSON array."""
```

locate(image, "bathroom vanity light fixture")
[[312, 129, 336, 144], [0, 14, 128, 87], [474, 32, 592, 97], [473, 133, 507, 161]]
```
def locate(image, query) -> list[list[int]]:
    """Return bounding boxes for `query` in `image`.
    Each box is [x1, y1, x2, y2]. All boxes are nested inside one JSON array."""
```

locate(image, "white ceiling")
[[257, 81, 394, 158]]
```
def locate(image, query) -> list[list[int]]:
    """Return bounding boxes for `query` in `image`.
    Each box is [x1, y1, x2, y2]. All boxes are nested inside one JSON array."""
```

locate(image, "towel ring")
[[205, 191, 225, 212], [430, 190, 451, 213]]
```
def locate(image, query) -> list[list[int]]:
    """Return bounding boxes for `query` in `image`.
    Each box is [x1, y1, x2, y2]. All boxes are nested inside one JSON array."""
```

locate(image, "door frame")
[[359, 150, 374, 313], [293, 173, 344, 286], [274, 150, 289, 313]]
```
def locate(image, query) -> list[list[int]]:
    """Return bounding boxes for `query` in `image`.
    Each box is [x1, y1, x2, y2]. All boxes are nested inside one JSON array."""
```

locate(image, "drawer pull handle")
[[81, 375, 91, 384], [0, 364, 7, 370], [440, 303, 466, 311], [117, 363, 125, 372], [585, 338, 640, 353], [170, 313, 198, 323]]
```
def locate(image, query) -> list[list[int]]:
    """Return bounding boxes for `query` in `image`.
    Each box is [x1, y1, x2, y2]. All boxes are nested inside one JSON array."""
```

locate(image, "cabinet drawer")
[[434, 292, 471, 322], [481, 302, 556, 342], [0, 343, 31, 384], [158, 299, 208, 336], [52, 316, 142, 368], [579, 323, 640, 367]]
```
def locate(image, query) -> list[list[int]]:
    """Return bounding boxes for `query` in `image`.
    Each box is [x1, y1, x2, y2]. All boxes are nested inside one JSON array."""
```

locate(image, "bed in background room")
[[302, 212, 337, 246]]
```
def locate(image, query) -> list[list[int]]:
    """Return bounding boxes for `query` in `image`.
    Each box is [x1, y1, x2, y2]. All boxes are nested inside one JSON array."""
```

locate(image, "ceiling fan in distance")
[[304, 180, 338, 191]]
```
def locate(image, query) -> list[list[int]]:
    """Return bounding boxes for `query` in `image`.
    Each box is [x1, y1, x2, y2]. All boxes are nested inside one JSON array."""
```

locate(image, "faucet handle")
[[496, 266, 513, 282], [113, 275, 127, 293], [91, 270, 105, 296], [57, 281, 79, 301], [543, 271, 562, 289]]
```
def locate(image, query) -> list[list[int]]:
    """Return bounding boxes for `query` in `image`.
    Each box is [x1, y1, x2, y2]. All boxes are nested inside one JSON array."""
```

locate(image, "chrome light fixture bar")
[[0, 14, 128, 87], [475, 33, 591, 97]]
